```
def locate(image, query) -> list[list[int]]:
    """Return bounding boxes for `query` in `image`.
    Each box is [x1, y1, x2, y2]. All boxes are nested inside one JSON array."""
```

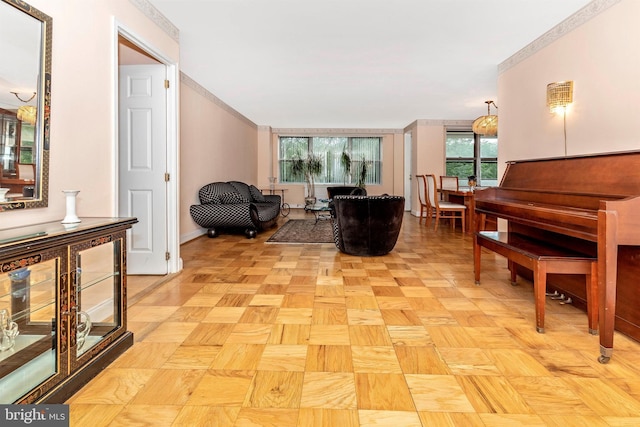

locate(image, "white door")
[[118, 64, 168, 274]]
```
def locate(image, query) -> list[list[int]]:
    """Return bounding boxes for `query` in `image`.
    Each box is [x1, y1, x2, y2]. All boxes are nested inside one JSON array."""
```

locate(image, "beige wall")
[[3, 0, 178, 229], [391, 132, 405, 198], [498, 0, 638, 179], [256, 126, 273, 191], [405, 120, 446, 216], [179, 77, 258, 242]]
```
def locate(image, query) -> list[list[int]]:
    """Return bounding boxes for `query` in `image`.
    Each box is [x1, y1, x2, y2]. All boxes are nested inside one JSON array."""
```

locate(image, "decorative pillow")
[[249, 185, 266, 202], [228, 181, 252, 201], [199, 184, 224, 204], [219, 192, 249, 204]]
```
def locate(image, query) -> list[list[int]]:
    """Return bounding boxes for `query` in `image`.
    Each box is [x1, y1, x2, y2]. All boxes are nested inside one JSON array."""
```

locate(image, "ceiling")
[[148, 0, 591, 129]]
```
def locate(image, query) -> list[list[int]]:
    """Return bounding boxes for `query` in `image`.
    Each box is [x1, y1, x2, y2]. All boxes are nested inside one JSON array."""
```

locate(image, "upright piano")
[[474, 151, 640, 363]]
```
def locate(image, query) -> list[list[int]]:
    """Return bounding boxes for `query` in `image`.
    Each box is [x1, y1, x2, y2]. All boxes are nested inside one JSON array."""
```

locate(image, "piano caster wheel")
[[474, 280, 481, 286], [599, 347, 613, 364], [536, 326, 545, 334], [588, 328, 598, 336]]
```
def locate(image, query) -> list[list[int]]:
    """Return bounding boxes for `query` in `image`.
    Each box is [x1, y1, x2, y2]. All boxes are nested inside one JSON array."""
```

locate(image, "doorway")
[[115, 27, 180, 276]]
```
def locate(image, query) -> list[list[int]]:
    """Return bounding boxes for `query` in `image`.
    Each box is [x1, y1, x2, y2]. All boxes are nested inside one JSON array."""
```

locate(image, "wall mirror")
[[0, 0, 51, 211]]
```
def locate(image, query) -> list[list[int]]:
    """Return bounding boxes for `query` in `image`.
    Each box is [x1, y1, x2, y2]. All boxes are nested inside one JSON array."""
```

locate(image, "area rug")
[[266, 219, 334, 244]]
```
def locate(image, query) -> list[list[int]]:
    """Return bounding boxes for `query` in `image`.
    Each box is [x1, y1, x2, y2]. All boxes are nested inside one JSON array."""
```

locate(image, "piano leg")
[[473, 233, 481, 285], [598, 209, 619, 364], [533, 262, 547, 334], [508, 260, 517, 285]]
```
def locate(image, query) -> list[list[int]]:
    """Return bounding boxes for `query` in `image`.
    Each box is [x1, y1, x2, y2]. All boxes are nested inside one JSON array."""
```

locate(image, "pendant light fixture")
[[10, 91, 37, 125], [472, 100, 498, 136]]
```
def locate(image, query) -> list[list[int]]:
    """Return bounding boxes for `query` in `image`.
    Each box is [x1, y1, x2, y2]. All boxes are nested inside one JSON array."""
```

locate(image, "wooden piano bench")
[[473, 231, 598, 335]]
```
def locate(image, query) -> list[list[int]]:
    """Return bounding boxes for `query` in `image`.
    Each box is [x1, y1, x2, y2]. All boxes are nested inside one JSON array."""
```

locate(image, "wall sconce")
[[472, 100, 498, 136], [547, 81, 573, 114], [547, 81, 573, 156]]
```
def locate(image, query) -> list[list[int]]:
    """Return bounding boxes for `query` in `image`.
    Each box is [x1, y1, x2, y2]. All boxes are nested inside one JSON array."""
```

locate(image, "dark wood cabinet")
[[0, 217, 137, 403]]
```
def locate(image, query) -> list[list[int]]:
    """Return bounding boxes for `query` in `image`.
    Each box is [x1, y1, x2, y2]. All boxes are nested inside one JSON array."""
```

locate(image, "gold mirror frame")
[[0, 0, 51, 211]]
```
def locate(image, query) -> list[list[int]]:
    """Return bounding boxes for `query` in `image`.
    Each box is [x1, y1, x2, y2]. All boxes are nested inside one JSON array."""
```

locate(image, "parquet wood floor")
[[67, 210, 640, 426]]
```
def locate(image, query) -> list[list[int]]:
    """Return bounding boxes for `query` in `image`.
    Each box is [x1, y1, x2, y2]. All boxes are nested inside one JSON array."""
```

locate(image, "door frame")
[[113, 21, 181, 274], [404, 131, 412, 212]]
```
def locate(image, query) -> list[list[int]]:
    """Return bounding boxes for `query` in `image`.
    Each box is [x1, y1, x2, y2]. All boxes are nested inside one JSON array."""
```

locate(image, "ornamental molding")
[[409, 119, 473, 128], [272, 128, 403, 136], [499, 0, 621, 74], [129, 0, 180, 42], [181, 73, 257, 128]]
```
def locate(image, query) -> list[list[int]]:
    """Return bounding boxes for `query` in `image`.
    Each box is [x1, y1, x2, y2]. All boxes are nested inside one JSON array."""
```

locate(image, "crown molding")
[[181, 73, 257, 128], [410, 119, 473, 128], [271, 128, 403, 136], [443, 120, 474, 131], [499, 0, 621, 74], [129, 0, 180, 42]]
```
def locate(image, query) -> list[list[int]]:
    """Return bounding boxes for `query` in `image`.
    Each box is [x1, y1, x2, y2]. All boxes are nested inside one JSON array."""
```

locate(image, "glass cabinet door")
[[0, 258, 60, 403], [0, 112, 18, 176], [73, 239, 123, 360]]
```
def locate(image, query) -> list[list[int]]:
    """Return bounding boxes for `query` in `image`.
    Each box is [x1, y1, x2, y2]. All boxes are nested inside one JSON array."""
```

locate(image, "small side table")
[[261, 188, 290, 217], [306, 199, 332, 223]]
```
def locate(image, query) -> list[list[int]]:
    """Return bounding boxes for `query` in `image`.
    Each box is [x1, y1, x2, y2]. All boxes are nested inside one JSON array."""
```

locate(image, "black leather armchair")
[[331, 195, 405, 256], [326, 186, 367, 198]]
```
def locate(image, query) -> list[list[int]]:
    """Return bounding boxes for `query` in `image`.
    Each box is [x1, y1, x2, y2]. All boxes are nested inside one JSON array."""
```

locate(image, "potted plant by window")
[[291, 152, 323, 206], [356, 155, 368, 189], [340, 149, 351, 185]]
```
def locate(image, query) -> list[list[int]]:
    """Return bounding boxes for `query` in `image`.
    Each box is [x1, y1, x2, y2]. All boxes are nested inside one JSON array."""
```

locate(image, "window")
[[279, 136, 382, 185], [445, 131, 498, 187]]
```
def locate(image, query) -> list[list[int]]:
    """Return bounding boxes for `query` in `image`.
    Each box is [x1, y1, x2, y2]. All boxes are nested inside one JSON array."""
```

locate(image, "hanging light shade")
[[472, 100, 498, 136], [547, 81, 573, 114], [10, 91, 37, 125], [17, 105, 37, 125]]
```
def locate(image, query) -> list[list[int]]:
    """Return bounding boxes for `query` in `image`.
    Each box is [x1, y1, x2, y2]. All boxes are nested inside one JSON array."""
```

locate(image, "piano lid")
[[499, 150, 640, 198]]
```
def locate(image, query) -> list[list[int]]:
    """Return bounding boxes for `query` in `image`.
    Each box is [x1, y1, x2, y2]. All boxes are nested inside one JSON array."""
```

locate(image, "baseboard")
[[180, 228, 206, 244]]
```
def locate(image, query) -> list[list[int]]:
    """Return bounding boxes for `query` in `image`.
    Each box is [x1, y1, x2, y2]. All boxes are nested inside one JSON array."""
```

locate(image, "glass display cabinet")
[[0, 217, 137, 403]]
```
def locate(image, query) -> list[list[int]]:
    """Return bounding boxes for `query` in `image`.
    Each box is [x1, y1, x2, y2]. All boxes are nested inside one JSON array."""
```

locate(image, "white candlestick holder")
[[61, 190, 81, 224]]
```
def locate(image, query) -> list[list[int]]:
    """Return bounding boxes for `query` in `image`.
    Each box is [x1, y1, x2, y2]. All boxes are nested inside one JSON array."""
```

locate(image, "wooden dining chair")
[[415, 175, 431, 223], [440, 175, 459, 191], [425, 174, 466, 232], [16, 163, 35, 181]]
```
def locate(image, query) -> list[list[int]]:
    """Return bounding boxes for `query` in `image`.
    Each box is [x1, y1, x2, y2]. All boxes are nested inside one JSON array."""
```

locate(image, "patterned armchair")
[[190, 181, 281, 238]]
